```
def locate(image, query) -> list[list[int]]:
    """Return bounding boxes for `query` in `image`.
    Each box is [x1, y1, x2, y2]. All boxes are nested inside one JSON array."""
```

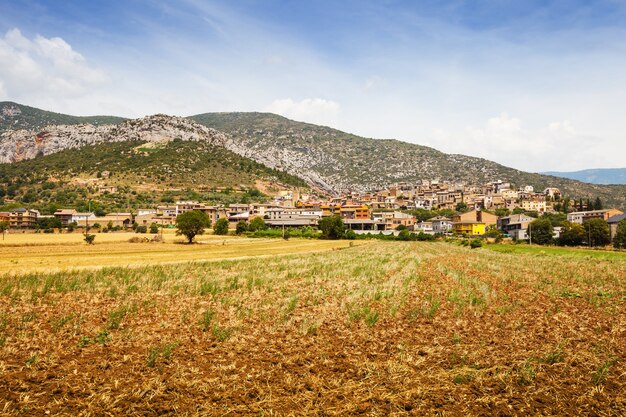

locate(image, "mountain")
[[1, 102, 626, 209], [542, 168, 626, 185], [0, 112, 227, 163], [0, 101, 125, 132], [190, 112, 626, 208]]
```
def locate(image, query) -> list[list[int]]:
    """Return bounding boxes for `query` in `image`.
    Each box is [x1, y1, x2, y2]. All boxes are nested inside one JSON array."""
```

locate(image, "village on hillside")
[[2, 179, 624, 245]]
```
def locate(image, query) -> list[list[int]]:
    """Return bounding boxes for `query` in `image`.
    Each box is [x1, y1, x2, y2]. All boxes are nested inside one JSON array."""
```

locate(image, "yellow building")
[[451, 209, 495, 235], [452, 221, 486, 236]]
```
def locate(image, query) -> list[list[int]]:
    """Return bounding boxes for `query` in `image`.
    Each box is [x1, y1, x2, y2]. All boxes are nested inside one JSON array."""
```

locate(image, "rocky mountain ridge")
[[0, 113, 226, 163]]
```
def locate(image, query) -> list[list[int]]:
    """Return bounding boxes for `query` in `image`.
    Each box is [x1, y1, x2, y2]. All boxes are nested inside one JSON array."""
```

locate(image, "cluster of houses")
[[1, 180, 625, 241]]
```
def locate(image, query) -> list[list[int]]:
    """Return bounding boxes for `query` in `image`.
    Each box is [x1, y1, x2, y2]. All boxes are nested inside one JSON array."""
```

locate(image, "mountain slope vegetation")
[[191, 112, 626, 208], [0, 139, 306, 213], [0, 101, 126, 132]]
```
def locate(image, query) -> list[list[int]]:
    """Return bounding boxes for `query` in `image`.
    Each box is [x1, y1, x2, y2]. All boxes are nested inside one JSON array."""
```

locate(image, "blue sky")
[[1, 0, 626, 171]]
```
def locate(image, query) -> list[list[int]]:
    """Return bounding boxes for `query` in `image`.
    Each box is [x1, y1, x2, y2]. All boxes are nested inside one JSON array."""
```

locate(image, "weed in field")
[[50, 314, 75, 332], [517, 360, 536, 386], [77, 336, 91, 348], [592, 358, 618, 385], [365, 310, 379, 326], [147, 342, 179, 368], [283, 295, 298, 320], [95, 329, 111, 345], [453, 371, 475, 385], [108, 303, 136, 330], [212, 324, 233, 342], [25, 355, 38, 367], [199, 309, 215, 331]]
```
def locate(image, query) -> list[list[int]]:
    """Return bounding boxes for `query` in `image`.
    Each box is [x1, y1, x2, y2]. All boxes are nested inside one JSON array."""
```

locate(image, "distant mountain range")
[[1, 101, 625, 209], [542, 168, 626, 185]]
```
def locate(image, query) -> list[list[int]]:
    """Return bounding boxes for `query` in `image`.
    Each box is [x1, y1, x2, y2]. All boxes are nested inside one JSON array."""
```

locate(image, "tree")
[[594, 197, 603, 211], [248, 217, 267, 232], [397, 229, 412, 241], [455, 202, 468, 213], [0, 220, 8, 240], [613, 220, 626, 249], [84, 232, 96, 245], [213, 218, 229, 235], [235, 220, 248, 235], [344, 229, 357, 240], [494, 208, 511, 217], [529, 218, 553, 245], [176, 210, 211, 243], [318, 215, 345, 239], [584, 218, 610, 247], [558, 221, 585, 246]]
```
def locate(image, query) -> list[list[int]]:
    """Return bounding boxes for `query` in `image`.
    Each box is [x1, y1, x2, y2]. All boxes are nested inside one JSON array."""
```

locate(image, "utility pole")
[[529, 223, 532, 245]]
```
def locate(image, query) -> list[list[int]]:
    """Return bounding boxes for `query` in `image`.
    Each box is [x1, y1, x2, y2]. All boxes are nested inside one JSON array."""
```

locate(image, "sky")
[[1, 0, 626, 172]]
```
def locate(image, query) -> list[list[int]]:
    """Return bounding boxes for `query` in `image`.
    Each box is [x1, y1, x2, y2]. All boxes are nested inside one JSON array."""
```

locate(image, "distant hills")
[[1, 101, 625, 209], [542, 168, 626, 185]]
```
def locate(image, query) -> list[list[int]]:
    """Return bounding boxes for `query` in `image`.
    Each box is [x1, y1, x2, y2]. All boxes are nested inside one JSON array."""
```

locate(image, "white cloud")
[[266, 98, 340, 126], [0, 28, 106, 102], [427, 113, 614, 172]]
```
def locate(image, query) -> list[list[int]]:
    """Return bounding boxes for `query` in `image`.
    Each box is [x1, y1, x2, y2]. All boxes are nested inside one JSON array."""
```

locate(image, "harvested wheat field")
[[1, 241, 625, 415], [0, 231, 363, 274]]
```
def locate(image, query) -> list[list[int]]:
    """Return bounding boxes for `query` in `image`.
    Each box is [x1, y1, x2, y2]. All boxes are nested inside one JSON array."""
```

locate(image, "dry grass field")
[[0, 240, 625, 415], [0, 231, 362, 274]]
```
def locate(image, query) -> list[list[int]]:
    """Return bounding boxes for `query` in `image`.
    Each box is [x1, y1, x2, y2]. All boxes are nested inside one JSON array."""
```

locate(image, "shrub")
[[213, 218, 229, 235], [318, 216, 345, 239], [469, 239, 482, 249], [235, 220, 248, 235], [136, 225, 148, 234], [248, 217, 267, 232], [344, 229, 357, 240], [149, 223, 159, 234]]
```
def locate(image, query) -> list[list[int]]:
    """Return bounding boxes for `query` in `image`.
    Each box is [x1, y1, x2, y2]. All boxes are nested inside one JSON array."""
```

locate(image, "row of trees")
[[527, 218, 626, 248]]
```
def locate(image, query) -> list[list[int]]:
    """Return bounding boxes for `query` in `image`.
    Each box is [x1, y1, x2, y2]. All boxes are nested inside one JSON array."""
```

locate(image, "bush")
[[235, 220, 248, 235], [248, 217, 267, 232], [149, 223, 159, 234], [136, 225, 148, 234], [344, 229, 357, 240], [84, 233, 96, 245], [318, 216, 345, 239], [469, 239, 482, 249], [213, 218, 229, 235]]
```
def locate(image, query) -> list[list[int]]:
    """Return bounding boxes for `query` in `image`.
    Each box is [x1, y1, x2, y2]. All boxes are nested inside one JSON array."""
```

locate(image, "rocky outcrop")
[[0, 115, 227, 163]]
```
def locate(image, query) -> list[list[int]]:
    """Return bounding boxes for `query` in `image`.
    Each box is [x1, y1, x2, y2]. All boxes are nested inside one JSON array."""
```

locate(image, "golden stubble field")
[[0, 240, 625, 415], [0, 230, 363, 274]]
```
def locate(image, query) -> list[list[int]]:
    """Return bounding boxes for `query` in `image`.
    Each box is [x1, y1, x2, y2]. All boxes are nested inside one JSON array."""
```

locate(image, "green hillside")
[[0, 101, 126, 133], [0, 139, 307, 214]]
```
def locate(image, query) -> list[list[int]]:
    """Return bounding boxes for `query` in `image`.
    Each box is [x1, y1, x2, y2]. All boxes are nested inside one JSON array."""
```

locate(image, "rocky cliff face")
[[0, 115, 227, 163]]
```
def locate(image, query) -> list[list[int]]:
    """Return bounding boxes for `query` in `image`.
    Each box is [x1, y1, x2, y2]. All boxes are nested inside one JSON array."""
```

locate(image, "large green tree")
[[558, 221, 585, 246], [318, 215, 345, 239], [529, 218, 553, 245], [176, 210, 211, 243], [613, 220, 626, 249], [248, 217, 267, 232], [584, 218, 611, 247]]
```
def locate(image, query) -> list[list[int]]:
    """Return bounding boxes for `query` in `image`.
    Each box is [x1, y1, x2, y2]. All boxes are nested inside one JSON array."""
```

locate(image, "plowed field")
[[1, 241, 624, 415]]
